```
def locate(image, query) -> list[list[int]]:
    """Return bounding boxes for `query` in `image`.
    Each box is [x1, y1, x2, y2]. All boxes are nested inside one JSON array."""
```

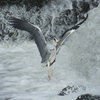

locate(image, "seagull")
[[8, 13, 88, 79]]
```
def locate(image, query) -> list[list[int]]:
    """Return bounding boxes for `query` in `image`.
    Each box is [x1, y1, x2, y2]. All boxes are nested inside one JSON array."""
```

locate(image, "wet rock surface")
[[0, 0, 99, 11], [0, 0, 50, 10], [59, 86, 100, 100], [76, 94, 100, 100], [58, 85, 86, 96]]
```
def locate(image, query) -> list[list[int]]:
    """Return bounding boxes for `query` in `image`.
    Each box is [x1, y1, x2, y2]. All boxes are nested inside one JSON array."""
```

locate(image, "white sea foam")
[[0, 1, 100, 100]]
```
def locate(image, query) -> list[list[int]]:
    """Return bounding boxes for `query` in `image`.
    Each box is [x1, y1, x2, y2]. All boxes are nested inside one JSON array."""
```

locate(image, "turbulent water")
[[0, 0, 100, 100], [0, 0, 72, 42]]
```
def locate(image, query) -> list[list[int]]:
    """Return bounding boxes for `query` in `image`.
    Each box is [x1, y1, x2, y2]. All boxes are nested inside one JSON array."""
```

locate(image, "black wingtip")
[[60, 13, 88, 38], [8, 17, 16, 22], [8, 17, 34, 32], [8, 17, 24, 23]]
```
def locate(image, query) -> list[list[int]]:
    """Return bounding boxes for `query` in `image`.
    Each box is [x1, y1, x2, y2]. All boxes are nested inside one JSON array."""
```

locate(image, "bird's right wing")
[[8, 17, 50, 63], [56, 13, 88, 54]]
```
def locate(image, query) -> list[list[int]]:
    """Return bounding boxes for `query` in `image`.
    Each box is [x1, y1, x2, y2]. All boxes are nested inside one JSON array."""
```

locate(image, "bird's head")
[[48, 35, 62, 46], [53, 37, 62, 46]]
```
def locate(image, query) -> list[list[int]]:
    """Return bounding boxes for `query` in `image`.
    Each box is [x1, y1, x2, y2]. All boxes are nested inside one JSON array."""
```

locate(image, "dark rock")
[[76, 94, 100, 100], [0, 0, 23, 6], [90, 0, 99, 7], [58, 91, 67, 96], [58, 85, 86, 96], [0, 0, 50, 11], [79, 1, 90, 13]]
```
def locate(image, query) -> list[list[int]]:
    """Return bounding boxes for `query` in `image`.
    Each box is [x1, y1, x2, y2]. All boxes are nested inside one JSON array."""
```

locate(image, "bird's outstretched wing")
[[56, 13, 88, 54], [8, 17, 50, 63]]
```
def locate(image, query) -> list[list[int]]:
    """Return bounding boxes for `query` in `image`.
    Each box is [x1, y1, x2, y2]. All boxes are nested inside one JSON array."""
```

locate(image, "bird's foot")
[[48, 70, 54, 80], [51, 69, 54, 76], [48, 74, 51, 80]]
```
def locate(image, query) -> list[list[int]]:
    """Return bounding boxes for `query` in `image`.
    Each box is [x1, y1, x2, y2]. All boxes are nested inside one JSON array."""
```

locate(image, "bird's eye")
[[54, 38, 56, 41]]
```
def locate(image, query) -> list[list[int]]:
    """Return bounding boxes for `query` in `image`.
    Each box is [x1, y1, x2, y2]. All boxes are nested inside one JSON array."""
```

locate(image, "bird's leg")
[[51, 63, 55, 76], [47, 62, 51, 80]]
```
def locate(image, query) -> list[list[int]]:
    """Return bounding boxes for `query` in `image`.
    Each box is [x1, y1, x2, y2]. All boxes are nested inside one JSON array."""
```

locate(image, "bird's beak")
[[54, 41, 62, 46]]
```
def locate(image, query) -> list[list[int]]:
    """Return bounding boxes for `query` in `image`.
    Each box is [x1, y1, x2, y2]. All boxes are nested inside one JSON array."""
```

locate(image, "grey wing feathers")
[[9, 17, 33, 32], [56, 31, 72, 54], [56, 13, 88, 54], [8, 17, 50, 63]]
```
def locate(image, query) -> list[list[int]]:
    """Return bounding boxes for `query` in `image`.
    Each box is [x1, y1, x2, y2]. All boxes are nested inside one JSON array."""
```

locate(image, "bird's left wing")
[[56, 13, 88, 54], [56, 30, 74, 54], [8, 17, 50, 63]]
